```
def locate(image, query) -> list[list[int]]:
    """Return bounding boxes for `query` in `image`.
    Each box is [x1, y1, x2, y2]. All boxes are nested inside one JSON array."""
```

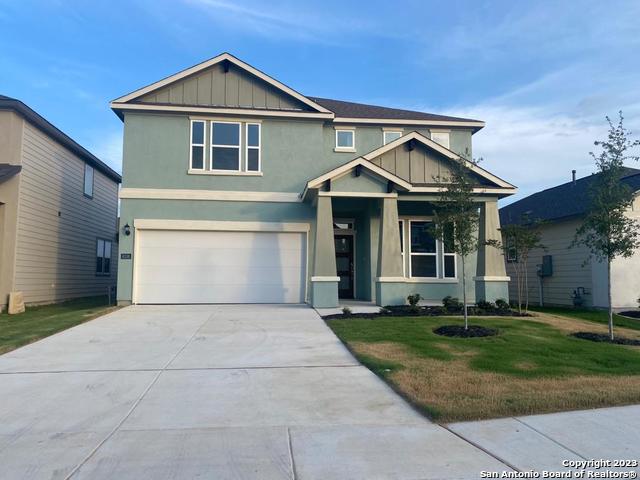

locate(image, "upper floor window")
[[211, 121, 241, 171], [96, 238, 112, 276], [335, 128, 355, 152], [190, 120, 205, 170], [246, 123, 260, 172], [383, 130, 403, 145], [83, 164, 94, 198], [431, 131, 450, 149]]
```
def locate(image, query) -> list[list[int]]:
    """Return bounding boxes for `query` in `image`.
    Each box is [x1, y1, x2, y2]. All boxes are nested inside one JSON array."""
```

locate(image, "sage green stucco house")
[[114, 53, 515, 308]]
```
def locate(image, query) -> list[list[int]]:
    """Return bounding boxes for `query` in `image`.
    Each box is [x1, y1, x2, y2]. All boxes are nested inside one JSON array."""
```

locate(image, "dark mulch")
[[620, 311, 640, 319], [433, 325, 499, 338], [571, 331, 640, 346], [323, 304, 523, 320]]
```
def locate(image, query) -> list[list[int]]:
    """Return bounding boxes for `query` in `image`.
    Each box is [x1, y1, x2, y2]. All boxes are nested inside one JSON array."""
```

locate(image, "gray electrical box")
[[538, 255, 553, 277]]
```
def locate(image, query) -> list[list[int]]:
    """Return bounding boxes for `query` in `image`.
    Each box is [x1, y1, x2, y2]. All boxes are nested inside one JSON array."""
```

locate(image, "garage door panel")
[[135, 230, 306, 304]]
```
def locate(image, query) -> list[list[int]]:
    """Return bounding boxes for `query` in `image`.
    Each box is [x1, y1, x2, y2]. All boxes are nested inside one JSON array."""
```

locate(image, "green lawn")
[[0, 296, 118, 355], [530, 306, 640, 331], [327, 315, 640, 422]]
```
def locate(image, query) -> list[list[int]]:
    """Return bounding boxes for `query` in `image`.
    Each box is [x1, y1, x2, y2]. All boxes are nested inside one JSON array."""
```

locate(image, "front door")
[[335, 235, 354, 299]]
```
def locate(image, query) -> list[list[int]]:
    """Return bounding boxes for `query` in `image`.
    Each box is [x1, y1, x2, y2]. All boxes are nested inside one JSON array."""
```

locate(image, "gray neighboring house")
[[500, 168, 640, 309], [113, 53, 516, 308], [0, 95, 121, 312]]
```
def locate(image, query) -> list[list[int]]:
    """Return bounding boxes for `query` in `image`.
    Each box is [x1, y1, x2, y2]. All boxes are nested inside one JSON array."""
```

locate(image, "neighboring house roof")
[[0, 95, 121, 183], [500, 167, 640, 225], [309, 97, 484, 129], [0, 164, 21, 184], [110, 53, 484, 130]]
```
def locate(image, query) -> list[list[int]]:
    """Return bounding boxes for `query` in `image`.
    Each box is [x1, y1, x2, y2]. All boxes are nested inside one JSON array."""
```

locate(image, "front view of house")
[[114, 53, 515, 308]]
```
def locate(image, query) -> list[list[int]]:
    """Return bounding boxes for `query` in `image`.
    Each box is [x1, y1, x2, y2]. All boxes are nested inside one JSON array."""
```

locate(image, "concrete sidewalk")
[[0, 304, 508, 479]]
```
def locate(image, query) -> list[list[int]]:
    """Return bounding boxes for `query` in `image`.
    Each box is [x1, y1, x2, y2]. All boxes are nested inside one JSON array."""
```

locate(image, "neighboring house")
[[500, 168, 640, 309], [113, 53, 515, 308], [0, 95, 121, 312]]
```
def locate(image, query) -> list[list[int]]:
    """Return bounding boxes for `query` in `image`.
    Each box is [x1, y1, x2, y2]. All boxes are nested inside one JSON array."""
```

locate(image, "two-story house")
[[0, 95, 121, 312], [113, 53, 515, 308]]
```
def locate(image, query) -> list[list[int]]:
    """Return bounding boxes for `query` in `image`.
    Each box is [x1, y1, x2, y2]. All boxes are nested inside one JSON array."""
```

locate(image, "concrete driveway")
[[0, 304, 638, 479], [0, 304, 508, 479]]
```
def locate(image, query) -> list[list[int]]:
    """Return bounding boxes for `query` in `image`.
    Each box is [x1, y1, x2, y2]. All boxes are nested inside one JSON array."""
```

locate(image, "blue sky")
[[1, 0, 639, 203]]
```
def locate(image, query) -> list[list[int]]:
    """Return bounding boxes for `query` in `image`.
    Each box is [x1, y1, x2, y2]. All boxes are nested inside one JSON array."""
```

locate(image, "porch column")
[[474, 199, 510, 302], [310, 195, 339, 308], [375, 196, 406, 306]]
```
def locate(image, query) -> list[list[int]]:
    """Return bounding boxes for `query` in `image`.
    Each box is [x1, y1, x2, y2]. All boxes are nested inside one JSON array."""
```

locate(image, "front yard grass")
[[326, 313, 640, 423], [530, 306, 640, 331], [0, 296, 118, 355]]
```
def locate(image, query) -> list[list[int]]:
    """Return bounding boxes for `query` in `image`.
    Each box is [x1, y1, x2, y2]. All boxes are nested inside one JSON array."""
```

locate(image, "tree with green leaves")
[[486, 217, 545, 315], [572, 112, 640, 340], [432, 151, 480, 330]]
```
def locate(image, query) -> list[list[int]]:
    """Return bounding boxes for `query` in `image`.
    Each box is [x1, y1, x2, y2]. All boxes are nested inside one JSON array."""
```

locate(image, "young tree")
[[486, 218, 545, 315], [572, 112, 640, 340], [432, 151, 480, 330]]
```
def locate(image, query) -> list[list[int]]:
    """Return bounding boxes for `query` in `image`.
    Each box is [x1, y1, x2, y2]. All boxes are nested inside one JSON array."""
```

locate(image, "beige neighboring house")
[[499, 168, 640, 309], [0, 95, 121, 312]]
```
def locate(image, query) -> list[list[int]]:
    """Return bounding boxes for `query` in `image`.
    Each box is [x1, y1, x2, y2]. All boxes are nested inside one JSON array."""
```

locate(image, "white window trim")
[[190, 120, 206, 171], [210, 121, 242, 173], [399, 219, 406, 277], [83, 164, 94, 198], [335, 128, 356, 152], [408, 219, 439, 279], [246, 123, 261, 172], [383, 130, 403, 145]]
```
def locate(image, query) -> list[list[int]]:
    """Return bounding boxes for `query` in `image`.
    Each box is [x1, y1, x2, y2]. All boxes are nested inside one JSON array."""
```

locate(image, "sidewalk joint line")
[[513, 417, 588, 460]]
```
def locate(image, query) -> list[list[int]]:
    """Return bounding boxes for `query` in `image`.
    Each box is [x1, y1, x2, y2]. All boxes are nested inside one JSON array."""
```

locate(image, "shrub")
[[495, 298, 510, 311], [341, 306, 352, 316], [442, 296, 463, 312], [476, 300, 495, 311], [407, 293, 422, 307]]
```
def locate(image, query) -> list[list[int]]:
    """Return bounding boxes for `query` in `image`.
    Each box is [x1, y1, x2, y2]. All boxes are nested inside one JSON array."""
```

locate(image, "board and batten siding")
[[14, 121, 119, 304], [504, 218, 594, 307]]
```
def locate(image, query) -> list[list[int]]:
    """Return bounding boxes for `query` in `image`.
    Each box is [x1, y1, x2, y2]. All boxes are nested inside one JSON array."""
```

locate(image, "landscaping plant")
[[572, 112, 640, 340], [407, 293, 422, 313], [432, 151, 480, 330], [486, 216, 545, 315]]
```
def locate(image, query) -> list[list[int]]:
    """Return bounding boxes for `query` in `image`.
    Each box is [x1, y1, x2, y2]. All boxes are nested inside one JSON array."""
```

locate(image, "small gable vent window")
[[383, 130, 403, 145], [431, 131, 450, 149], [96, 239, 112, 276], [83, 164, 94, 198], [335, 129, 355, 152]]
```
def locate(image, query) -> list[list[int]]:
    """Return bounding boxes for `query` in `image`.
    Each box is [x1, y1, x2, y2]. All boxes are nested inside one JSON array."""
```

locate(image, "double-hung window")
[[246, 123, 261, 172], [190, 120, 205, 170], [383, 130, 403, 145], [409, 221, 438, 278], [399, 220, 405, 276], [506, 238, 518, 263], [211, 121, 241, 171], [443, 224, 457, 278], [96, 239, 112, 276]]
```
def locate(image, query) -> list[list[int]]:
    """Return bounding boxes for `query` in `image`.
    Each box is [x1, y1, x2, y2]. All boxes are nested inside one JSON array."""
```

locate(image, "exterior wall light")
[[123, 223, 131, 236]]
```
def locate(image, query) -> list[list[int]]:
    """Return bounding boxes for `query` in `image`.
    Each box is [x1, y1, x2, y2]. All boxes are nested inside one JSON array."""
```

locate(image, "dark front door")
[[335, 235, 354, 299]]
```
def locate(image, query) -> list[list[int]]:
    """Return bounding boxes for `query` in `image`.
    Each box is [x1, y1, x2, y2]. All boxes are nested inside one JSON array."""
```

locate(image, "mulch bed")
[[433, 325, 499, 338], [619, 311, 640, 319], [323, 305, 522, 320], [571, 331, 640, 346]]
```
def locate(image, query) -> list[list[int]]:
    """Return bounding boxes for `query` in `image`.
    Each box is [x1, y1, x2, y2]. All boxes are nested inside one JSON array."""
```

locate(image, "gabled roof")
[[111, 52, 332, 116], [303, 157, 413, 200], [500, 167, 640, 225], [309, 97, 484, 130], [364, 131, 516, 190], [0, 95, 121, 183]]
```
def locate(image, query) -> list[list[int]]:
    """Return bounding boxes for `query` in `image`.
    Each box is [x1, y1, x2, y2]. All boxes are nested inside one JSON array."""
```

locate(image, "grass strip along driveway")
[[0, 296, 118, 355], [326, 313, 640, 423]]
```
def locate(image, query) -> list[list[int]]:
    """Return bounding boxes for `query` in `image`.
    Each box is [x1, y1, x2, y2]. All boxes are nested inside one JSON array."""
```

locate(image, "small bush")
[[495, 298, 510, 311], [442, 296, 463, 312], [407, 293, 422, 307], [476, 300, 495, 311], [341, 306, 352, 316]]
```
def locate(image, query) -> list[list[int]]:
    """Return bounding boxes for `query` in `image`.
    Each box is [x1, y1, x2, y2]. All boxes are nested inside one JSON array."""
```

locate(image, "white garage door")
[[135, 229, 306, 304]]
